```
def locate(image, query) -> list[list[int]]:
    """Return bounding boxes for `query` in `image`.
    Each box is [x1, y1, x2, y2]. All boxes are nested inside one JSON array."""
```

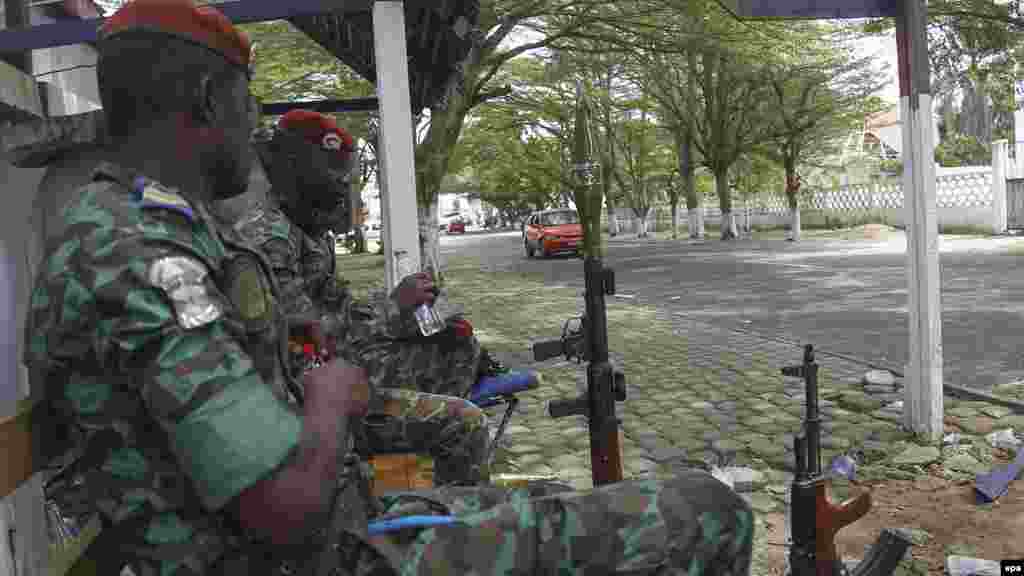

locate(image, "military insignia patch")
[[225, 254, 274, 332], [134, 177, 194, 220], [148, 256, 223, 329], [234, 267, 268, 320]]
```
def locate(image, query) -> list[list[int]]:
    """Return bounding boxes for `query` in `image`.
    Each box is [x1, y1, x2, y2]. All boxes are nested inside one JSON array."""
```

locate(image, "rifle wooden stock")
[[816, 481, 872, 575], [786, 346, 908, 576], [590, 420, 624, 485]]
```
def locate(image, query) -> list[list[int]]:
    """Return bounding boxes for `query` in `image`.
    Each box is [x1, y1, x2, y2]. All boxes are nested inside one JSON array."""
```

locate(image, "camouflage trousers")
[[342, 470, 754, 575], [364, 388, 490, 485], [350, 318, 483, 399], [314, 298, 483, 399]]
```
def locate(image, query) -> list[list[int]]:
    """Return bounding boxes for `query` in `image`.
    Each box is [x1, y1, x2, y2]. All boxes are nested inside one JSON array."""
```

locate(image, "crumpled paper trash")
[[943, 432, 963, 446], [709, 466, 765, 493], [710, 466, 734, 490], [945, 555, 1000, 576], [829, 454, 857, 481], [985, 428, 1021, 451]]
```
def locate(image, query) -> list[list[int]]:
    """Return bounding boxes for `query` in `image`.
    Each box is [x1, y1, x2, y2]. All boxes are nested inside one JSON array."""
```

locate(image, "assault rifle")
[[532, 257, 626, 486], [784, 344, 912, 576]]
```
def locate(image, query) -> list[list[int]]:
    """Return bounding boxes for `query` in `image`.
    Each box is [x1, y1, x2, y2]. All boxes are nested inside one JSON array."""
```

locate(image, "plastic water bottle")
[[414, 303, 445, 337], [302, 343, 324, 372]]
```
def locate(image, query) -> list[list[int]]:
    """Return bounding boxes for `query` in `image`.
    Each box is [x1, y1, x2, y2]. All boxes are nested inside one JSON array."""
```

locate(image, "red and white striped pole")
[[896, 0, 943, 440]]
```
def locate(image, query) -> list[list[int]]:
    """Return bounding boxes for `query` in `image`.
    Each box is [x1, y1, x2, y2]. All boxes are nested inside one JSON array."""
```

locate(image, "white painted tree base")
[[720, 211, 738, 239], [688, 208, 705, 239]]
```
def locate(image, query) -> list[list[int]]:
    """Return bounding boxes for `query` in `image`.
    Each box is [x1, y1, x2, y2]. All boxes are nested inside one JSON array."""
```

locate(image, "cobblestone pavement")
[[443, 231, 1024, 391], [431, 234, 1024, 573], [487, 311, 1024, 576]]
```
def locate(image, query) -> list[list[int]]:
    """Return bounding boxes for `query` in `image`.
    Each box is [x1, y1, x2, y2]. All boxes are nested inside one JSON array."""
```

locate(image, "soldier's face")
[[271, 136, 347, 235]]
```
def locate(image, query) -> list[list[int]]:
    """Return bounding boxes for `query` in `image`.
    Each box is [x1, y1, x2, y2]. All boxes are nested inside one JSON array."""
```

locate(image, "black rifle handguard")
[[533, 339, 566, 362], [549, 396, 588, 419]]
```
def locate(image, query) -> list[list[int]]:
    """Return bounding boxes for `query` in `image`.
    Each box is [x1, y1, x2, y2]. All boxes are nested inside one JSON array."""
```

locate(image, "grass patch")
[[335, 252, 720, 388], [336, 253, 388, 301], [333, 253, 779, 407], [993, 381, 1024, 402]]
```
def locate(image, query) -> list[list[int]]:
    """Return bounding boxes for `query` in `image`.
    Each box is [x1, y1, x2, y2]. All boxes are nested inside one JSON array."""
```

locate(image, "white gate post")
[[898, 0, 943, 441], [992, 139, 1008, 235], [373, 0, 421, 292]]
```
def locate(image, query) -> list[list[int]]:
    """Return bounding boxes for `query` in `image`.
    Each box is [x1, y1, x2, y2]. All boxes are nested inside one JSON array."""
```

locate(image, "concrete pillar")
[[373, 0, 420, 292], [992, 139, 1008, 235], [897, 0, 943, 441], [1014, 109, 1024, 174]]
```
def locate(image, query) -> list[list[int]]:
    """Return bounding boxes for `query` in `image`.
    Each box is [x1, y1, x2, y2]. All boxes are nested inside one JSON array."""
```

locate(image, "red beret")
[[99, 0, 251, 71], [278, 110, 355, 158]]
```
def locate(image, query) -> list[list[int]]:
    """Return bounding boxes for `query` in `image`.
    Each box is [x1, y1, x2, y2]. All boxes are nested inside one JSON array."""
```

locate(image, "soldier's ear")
[[195, 73, 218, 127]]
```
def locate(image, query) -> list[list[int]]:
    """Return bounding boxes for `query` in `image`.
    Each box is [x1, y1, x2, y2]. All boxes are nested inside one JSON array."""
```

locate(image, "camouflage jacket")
[[24, 163, 305, 575], [231, 201, 345, 321], [232, 201, 419, 352]]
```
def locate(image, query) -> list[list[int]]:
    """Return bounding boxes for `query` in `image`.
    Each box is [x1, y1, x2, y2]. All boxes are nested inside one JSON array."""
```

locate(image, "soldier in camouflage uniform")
[[240, 110, 500, 401], [24, 1, 754, 574], [235, 110, 496, 485]]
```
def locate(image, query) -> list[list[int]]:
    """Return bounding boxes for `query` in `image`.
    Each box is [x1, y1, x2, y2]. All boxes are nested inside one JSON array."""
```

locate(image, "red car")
[[447, 219, 466, 234], [523, 209, 583, 258]]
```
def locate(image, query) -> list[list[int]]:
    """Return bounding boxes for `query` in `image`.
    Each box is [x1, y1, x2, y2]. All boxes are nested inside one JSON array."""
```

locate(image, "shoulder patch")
[[134, 177, 194, 221], [223, 253, 275, 333], [148, 256, 223, 329]]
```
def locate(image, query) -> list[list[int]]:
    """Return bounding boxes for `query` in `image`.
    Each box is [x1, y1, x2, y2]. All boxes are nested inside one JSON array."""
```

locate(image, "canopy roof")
[[0, 0, 480, 115], [289, 0, 478, 114]]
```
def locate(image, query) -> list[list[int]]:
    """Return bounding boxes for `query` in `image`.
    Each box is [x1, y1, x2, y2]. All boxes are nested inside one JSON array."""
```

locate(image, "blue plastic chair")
[[468, 371, 540, 461]]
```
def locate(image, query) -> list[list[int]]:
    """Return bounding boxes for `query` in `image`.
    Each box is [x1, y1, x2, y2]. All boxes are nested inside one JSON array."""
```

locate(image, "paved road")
[[441, 230, 1024, 390]]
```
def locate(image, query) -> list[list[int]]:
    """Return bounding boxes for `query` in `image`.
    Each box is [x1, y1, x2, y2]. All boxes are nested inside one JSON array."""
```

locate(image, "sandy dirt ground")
[[759, 449, 1024, 574]]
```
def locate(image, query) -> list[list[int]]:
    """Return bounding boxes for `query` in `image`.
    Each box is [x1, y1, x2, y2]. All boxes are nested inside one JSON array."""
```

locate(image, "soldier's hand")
[[393, 272, 436, 311], [303, 359, 370, 418]]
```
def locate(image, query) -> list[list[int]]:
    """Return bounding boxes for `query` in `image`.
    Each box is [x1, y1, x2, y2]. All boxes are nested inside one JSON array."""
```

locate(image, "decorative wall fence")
[[612, 140, 1022, 234]]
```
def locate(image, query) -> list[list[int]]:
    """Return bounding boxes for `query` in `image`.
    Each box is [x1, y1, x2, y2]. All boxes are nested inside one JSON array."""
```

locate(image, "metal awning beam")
[[261, 96, 378, 115], [0, 0, 373, 53], [715, 0, 898, 19]]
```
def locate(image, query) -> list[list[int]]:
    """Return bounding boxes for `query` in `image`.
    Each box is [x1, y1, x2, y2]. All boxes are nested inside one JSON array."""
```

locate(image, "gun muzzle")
[[533, 339, 565, 362]]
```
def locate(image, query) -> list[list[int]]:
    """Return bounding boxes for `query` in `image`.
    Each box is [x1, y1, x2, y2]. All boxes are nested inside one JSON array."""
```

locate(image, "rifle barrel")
[[804, 345, 821, 477]]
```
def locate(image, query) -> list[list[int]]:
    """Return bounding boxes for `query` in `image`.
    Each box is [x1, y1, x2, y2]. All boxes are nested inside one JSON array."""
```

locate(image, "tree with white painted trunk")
[[623, 0, 774, 240], [538, 48, 627, 239], [609, 103, 667, 239], [729, 154, 781, 236], [692, 49, 775, 240], [642, 48, 703, 240], [451, 94, 563, 223], [405, 1, 634, 283], [757, 22, 886, 242]]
